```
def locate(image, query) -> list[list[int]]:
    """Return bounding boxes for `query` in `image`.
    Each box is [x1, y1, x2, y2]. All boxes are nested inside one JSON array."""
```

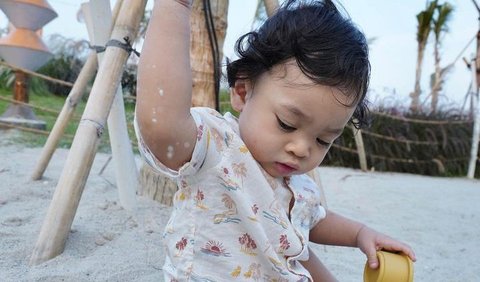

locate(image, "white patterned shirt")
[[135, 107, 326, 281]]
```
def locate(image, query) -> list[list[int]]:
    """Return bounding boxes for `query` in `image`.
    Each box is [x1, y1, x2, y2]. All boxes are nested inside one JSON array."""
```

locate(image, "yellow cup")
[[363, 251, 414, 282]]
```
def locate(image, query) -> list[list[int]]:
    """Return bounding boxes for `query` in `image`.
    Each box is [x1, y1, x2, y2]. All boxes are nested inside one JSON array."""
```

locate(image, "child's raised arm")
[[136, 0, 197, 170]]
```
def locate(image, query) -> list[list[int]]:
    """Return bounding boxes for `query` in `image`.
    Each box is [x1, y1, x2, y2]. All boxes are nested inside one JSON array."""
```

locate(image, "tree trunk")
[[430, 41, 442, 113], [190, 0, 229, 108], [139, 164, 177, 206], [409, 44, 425, 113], [139, 0, 229, 206]]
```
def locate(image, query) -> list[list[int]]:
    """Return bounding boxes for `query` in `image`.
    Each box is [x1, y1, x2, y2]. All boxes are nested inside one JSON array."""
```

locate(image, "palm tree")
[[429, 2, 454, 113], [410, 0, 437, 113]]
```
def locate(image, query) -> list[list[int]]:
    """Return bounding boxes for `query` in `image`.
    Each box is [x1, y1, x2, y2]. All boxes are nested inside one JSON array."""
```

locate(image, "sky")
[[0, 0, 477, 109]]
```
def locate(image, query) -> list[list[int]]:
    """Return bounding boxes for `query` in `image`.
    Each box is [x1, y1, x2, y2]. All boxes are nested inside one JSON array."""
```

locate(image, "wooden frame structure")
[[30, 0, 147, 265]]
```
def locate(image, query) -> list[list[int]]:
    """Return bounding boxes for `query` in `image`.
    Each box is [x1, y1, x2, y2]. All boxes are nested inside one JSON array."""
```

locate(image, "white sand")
[[1, 137, 479, 281]]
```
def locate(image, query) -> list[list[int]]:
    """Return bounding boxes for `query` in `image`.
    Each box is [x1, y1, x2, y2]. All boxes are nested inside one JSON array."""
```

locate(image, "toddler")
[[135, 0, 416, 280]]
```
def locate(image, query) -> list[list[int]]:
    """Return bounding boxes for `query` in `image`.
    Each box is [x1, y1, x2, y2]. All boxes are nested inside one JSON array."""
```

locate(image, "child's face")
[[231, 61, 356, 178]]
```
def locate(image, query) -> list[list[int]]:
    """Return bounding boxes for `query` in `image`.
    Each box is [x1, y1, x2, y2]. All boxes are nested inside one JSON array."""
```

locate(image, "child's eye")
[[316, 138, 331, 147], [276, 116, 296, 132]]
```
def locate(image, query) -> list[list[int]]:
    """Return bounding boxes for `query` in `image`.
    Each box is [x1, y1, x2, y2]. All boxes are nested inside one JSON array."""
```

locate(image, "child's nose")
[[286, 139, 310, 158]]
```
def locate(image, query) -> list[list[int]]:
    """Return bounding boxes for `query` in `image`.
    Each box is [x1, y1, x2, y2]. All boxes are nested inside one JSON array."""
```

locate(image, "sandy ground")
[[1, 133, 479, 281]]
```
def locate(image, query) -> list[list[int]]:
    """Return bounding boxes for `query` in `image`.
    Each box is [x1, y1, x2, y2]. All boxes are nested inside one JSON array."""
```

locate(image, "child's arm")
[[300, 247, 337, 282], [136, 0, 197, 170], [309, 210, 416, 269]]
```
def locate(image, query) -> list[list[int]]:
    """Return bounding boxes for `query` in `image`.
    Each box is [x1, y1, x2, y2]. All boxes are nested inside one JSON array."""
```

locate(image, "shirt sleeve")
[[134, 107, 209, 179], [310, 200, 327, 229]]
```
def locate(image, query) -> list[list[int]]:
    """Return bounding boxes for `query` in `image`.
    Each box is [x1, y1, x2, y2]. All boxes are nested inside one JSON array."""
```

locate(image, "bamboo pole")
[[0, 60, 74, 88], [467, 2, 480, 179], [30, 0, 124, 181], [352, 125, 368, 171], [83, 0, 137, 211], [467, 55, 479, 179], [30, 51, 97, 180], [264, 0, 280, 17], [30, 0, 147, 265]]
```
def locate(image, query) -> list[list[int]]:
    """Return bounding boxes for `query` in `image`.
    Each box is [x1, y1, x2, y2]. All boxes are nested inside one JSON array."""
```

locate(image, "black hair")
[[226, 0, 370, 128]]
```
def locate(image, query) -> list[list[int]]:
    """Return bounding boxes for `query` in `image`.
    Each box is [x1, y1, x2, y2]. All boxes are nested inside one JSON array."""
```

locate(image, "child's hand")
[[356, 225, 416, 269]]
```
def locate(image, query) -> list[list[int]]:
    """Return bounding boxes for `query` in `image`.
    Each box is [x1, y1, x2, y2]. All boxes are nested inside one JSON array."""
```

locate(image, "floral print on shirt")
[[134, 107, 326, 281]]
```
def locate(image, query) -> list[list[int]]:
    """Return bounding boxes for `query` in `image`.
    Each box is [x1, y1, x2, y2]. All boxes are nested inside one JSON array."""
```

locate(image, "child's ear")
[[230, 80, 251, 112]]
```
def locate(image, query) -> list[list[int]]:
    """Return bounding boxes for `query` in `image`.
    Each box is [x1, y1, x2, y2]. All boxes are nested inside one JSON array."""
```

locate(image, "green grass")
[[0, 88, 233, 153], [219, 88, 238, 117], [0, 88, 137, 153]]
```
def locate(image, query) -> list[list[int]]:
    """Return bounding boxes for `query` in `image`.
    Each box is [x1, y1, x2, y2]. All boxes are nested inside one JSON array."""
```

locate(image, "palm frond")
[[433, 2, 454, 39], [429, 63, 454, 89], [416, 0, 437, 44]]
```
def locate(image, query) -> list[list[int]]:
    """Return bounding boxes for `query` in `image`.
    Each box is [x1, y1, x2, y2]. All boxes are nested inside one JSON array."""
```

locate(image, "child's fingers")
[[400, 245, 416, 262], [396, 243, 416, 262], [379, 239, 417, 262], [366, 249, 379, 269]]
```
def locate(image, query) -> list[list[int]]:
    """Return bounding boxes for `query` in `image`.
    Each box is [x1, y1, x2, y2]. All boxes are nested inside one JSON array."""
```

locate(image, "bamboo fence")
[[323, 111, 478, 177], [0, 0, 476, 183]]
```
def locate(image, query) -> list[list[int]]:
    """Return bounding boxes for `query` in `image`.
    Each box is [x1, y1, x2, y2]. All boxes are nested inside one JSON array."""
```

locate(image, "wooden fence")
[[0, 68, 478, 178], [324, 111, 478, 177]]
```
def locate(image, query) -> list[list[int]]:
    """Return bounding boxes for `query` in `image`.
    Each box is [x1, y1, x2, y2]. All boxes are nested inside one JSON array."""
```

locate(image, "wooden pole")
[[467, 0, 480, 179], [467, 55, 479, 179], [31, 0, 123, 181], [13, 70, 29, 103], [30, 51, 97, 180], [30, 0, 147, 265], [0, 60, 74, 87], [190, 0, 229, 108], [352, 125, 368, 171], [264, 0, 280, 17], [83, 0, 137, 211]]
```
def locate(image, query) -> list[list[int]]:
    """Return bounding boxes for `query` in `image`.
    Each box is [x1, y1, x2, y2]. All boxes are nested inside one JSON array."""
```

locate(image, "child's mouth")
[[274, 162, 297, 175]]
